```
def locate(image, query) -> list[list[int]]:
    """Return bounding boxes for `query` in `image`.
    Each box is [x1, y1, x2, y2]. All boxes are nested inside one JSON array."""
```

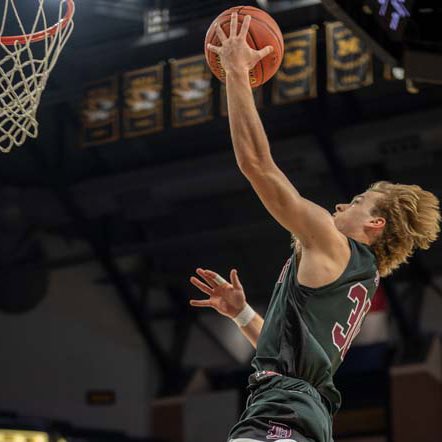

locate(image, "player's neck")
[[346, 231, 371, 246]]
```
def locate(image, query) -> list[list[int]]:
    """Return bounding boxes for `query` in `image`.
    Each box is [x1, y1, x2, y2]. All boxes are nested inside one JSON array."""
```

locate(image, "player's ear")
[[366, 216, 386, 231]]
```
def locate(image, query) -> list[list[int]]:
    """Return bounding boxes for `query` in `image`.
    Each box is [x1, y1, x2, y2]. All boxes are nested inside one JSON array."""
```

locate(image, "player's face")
[[333, 191, 384, 235]]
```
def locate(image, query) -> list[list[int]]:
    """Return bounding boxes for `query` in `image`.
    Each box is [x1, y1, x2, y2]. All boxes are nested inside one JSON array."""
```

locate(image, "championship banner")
[[170, 54, 213, 128], [123, 64, 164, 138], [272, 28, 317, 104], [220, 84, 263, 117], [0, 430, 49, 442], [81, 76, 120, 147], [325, 22, 373, 93]]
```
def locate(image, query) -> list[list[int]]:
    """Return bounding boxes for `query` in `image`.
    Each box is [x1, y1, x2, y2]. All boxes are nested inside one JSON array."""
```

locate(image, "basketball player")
[[190, 13, 441, 442]]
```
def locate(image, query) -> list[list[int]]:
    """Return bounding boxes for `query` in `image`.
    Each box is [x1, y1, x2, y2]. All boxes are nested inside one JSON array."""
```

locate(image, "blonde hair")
[[369, 181, 441, 277]]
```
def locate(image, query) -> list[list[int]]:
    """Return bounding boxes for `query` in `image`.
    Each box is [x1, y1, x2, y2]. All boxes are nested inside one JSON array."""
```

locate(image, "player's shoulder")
[[301, 215, 350, 256]]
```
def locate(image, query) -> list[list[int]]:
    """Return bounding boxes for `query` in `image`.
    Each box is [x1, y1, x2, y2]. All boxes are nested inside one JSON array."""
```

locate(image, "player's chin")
[[333, 218, 346, 233]]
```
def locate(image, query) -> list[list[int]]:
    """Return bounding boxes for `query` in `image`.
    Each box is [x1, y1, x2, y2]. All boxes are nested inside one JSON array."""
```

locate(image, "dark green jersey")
[[252, 238, 379, 415]]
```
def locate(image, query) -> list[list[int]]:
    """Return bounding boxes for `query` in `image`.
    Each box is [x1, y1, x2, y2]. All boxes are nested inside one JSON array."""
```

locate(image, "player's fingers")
[[196, 268, 217, 288], [207, 43, 222, 55], [257, 45, 274, 60], [230, 11, 238, 37], [201, 269, 217, 279], [189, 299, 213, 308], [230, 269, 242, 289], [239, 15, 251, 40], [203, 269, 228, 286], [215, 23, 227, 42], [215, 274, 228, 286], [190, 276, 214, 296]]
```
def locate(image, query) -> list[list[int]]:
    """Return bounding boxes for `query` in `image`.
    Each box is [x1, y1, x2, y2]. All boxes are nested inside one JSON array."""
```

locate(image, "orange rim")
[[0, 0, 75, 45]]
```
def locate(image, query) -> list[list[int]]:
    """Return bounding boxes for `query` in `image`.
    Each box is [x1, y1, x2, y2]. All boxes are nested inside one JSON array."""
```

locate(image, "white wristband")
[[233, 304, 256, 328]]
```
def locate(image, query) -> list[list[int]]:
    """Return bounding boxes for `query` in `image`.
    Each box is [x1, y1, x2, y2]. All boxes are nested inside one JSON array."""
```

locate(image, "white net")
[[0, 0, 74, 153]]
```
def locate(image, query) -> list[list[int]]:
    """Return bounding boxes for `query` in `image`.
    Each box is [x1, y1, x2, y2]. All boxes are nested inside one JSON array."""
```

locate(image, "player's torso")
[[252, 238, 379, 413]]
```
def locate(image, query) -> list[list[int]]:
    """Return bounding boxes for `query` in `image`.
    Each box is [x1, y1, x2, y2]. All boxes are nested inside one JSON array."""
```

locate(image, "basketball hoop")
[[0, 0, 75, 153]]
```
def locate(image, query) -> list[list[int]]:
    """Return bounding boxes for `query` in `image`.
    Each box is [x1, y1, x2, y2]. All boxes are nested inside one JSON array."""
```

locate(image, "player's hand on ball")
[[207, 12, 274, 75], [190, 268, 247, 319]]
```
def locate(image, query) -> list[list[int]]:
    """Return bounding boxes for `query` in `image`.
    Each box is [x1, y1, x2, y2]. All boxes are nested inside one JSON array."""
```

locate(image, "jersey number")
[[332, 283, 371, 360]]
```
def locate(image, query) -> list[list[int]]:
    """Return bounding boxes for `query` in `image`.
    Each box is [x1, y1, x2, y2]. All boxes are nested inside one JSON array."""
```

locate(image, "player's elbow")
[[237, 158, 259, 177], [237, 155, 275, 179]]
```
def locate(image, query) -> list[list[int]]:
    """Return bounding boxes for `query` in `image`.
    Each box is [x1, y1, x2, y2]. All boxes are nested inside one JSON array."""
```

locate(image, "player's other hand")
[[189, 268, 247, 319], [206, 12, 273, 75]]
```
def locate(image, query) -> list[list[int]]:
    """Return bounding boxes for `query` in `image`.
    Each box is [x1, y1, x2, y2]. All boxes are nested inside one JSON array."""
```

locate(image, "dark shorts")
[[228, 372, 333, 442]]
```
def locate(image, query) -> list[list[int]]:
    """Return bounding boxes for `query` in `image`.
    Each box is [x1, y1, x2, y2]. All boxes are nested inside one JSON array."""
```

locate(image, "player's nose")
[[335, 203, 346, 212]]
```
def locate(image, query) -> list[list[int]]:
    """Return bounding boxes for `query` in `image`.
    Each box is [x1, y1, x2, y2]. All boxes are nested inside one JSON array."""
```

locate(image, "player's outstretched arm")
[[207, 13, 347, 254], [189, 268, 263, 348]]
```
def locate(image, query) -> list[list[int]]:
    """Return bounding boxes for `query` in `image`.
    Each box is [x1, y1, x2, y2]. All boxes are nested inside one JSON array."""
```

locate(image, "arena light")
[[94, 0, 144, 21], [144, 7, 170, 34], [392, 66, 405, 80]]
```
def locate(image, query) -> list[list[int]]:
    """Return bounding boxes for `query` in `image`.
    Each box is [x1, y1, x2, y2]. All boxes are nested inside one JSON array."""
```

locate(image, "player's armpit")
[[243, 161, 346, 252]]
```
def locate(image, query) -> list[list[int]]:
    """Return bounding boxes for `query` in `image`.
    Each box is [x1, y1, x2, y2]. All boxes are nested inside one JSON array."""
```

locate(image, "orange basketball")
[[204, 6, 284, 88]]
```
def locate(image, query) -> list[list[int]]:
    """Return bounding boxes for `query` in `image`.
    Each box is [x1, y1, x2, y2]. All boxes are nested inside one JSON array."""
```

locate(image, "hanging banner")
[[123, 64, 164, 138], [0, 430, 49, 442], [220, 84, 263, 117], [325, 22, 373, 93], [272, 28, 317, 104], [81, 76, 120, 147], [170, 54, 213, 128]]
